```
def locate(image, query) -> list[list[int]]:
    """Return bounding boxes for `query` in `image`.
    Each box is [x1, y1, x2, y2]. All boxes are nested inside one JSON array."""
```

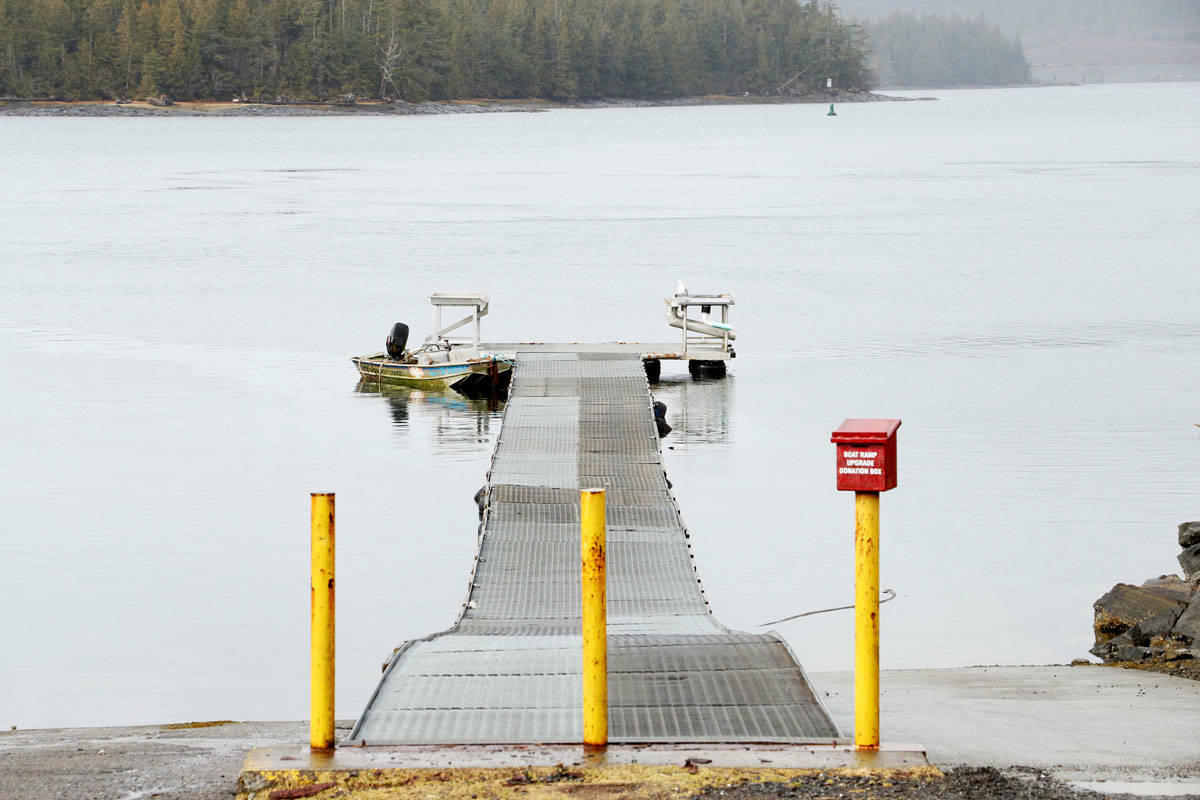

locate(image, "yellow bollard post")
[[854, 491, 880, 751], [833, 418, 900, 752], [310, 493, 336, 750], [580, 488, 608, 747]]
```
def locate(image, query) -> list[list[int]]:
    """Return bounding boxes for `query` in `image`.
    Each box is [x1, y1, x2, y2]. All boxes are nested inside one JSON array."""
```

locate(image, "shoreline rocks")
[[1179, 521, 1200, 575], [1090, 521, 1200, 664]]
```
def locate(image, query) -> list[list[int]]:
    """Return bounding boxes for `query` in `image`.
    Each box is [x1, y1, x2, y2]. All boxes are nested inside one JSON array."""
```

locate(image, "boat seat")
[[417, 349, 453, 365]]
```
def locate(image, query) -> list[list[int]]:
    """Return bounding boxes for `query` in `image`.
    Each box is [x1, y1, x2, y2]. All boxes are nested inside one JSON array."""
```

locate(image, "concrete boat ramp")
[[351, 350, 838, 745]]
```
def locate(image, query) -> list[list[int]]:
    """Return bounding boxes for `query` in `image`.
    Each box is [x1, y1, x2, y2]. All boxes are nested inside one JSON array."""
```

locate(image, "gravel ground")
[[691, 768, 1106, 800], [236, 764, 1123, 800], [1104, 657, 1200, 682]]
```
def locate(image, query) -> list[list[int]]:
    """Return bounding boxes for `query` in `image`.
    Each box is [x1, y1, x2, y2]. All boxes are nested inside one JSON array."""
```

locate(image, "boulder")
[[1091, 629, 1133, 659], [1093, 583, 1190, 645], [1111, 641, 1152, 662], [1179, 543, 1200, 579], [1127, 609, 1184, 646], [1180, 521, 1200, 549], [1173, 600, 1200, 641], [1141, 574, 1197, 604]]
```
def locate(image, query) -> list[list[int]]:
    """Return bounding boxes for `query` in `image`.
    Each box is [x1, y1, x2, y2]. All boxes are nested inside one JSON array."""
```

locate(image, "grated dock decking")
[[351, 352, 837, 744]]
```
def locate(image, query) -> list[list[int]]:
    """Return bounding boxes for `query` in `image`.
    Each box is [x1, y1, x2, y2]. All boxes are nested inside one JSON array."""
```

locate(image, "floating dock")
[[350, 350, 837, 744], [481, 341, 731, 364]]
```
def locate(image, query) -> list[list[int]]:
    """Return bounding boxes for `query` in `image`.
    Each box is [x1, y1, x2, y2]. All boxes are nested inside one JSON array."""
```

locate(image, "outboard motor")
[[386, 322, 409, 359]]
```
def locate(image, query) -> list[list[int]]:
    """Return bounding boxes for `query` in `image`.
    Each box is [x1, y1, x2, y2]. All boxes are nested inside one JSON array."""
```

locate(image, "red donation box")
[[831, 418, 901, 492]]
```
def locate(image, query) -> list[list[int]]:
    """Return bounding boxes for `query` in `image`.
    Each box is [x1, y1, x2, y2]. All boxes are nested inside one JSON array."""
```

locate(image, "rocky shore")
[[1089, 521, 1200, 680], [0, 91, 918, 117]]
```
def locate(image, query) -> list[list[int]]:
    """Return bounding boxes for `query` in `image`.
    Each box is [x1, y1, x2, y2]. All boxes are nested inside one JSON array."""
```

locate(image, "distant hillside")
[[868, 13, 1031, 88], [837, 0, 1200, 83], [834, 0, 1200, 47]]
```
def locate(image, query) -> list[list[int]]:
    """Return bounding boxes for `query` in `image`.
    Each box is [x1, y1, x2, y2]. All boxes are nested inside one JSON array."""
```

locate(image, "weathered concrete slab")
[[242, 742, 927, 772], [809, 665, 1200, 778], [0, 720, 339, 800], [9, 666, 1200, 799]]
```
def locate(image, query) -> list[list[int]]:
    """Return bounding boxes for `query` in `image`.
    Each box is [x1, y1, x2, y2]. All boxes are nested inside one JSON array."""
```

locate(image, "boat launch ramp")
[[349, 350, 837, 745]]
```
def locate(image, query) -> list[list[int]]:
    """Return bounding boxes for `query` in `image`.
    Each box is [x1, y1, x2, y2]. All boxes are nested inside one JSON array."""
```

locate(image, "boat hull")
[[352, 354, 511, 392]]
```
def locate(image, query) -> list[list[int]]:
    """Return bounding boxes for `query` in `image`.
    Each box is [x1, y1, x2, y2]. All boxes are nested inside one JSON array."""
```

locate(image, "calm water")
[[2, 84, 1198, 729]]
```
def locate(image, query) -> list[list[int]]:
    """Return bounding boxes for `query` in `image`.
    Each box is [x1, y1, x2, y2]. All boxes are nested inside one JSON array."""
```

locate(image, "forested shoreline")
[[0, 0, 872, 102]]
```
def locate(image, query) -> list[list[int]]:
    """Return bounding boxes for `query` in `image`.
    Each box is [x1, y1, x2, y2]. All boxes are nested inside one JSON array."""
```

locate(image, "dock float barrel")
[[310, 492, 336, 750], [831, 419, 901, 751], [580, 488, 608, 747]]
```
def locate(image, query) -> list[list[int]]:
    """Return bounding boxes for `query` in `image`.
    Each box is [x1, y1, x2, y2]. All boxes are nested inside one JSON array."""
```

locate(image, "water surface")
[[1, 83, 1198, 728]]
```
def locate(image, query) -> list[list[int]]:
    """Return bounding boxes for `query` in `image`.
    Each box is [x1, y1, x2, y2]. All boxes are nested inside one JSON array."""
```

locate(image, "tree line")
[[866, 13, 1030, 88], [0, 0, 872, 102]]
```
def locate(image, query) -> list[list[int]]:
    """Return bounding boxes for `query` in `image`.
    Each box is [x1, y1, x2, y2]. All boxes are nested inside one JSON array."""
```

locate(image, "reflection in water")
[[356, 367, 729, 453], [355, 379, 505, 453], [647, 372, 733, 447]]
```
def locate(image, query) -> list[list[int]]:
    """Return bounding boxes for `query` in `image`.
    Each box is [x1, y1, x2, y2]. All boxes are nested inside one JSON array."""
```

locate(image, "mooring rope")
[[759, 588, 897, 627]]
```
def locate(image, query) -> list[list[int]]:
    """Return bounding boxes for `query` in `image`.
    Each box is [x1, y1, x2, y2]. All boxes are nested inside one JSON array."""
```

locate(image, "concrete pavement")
[[808, 664, 1200, 783], [0, 720, 347, 800], [3, 665, 1199, 799]]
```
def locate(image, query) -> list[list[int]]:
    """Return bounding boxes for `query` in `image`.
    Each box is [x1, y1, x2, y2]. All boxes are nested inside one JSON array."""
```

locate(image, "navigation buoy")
[[827, 103, 837, 116]]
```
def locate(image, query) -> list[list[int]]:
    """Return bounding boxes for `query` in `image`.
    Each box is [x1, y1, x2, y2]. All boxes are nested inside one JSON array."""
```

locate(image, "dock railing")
[[665, 291, 735, 357], [426, 293, 490, 349]]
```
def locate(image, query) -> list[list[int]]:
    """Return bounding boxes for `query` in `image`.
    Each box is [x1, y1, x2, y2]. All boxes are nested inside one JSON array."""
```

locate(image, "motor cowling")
[[386, 322, 409, 359]]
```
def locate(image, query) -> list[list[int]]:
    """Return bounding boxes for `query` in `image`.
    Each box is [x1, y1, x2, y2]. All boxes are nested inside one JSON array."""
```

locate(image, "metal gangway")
[[350, 351, 836, 744]]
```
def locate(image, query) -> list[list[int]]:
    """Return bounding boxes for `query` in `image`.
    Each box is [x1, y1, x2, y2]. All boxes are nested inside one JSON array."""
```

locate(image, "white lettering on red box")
[[840, 449, 882, 476]]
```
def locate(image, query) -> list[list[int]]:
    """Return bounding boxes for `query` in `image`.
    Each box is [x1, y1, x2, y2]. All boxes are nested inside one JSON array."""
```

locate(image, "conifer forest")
[[0, 0, 874, 101]]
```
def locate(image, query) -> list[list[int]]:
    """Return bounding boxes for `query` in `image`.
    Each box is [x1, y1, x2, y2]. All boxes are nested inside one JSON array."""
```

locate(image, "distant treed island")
[[838, 0, 1200, 45], [841, 0, 1200, 85], [0, 0, 874, 102], [867, 14, 1030, 88]]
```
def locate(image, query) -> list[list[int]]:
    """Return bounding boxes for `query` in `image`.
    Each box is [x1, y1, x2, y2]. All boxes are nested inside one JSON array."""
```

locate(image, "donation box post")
[[831, 418, 901, 751]]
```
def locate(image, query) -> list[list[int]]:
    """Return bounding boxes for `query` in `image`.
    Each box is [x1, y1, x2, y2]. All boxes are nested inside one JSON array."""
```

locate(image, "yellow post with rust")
[[580, 488, 608, 747], [310, 493, 336, 750], [854, 490, 880, 750]]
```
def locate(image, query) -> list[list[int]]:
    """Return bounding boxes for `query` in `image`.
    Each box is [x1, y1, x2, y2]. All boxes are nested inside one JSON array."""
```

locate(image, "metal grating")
[[352, 351, 837, 744]]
